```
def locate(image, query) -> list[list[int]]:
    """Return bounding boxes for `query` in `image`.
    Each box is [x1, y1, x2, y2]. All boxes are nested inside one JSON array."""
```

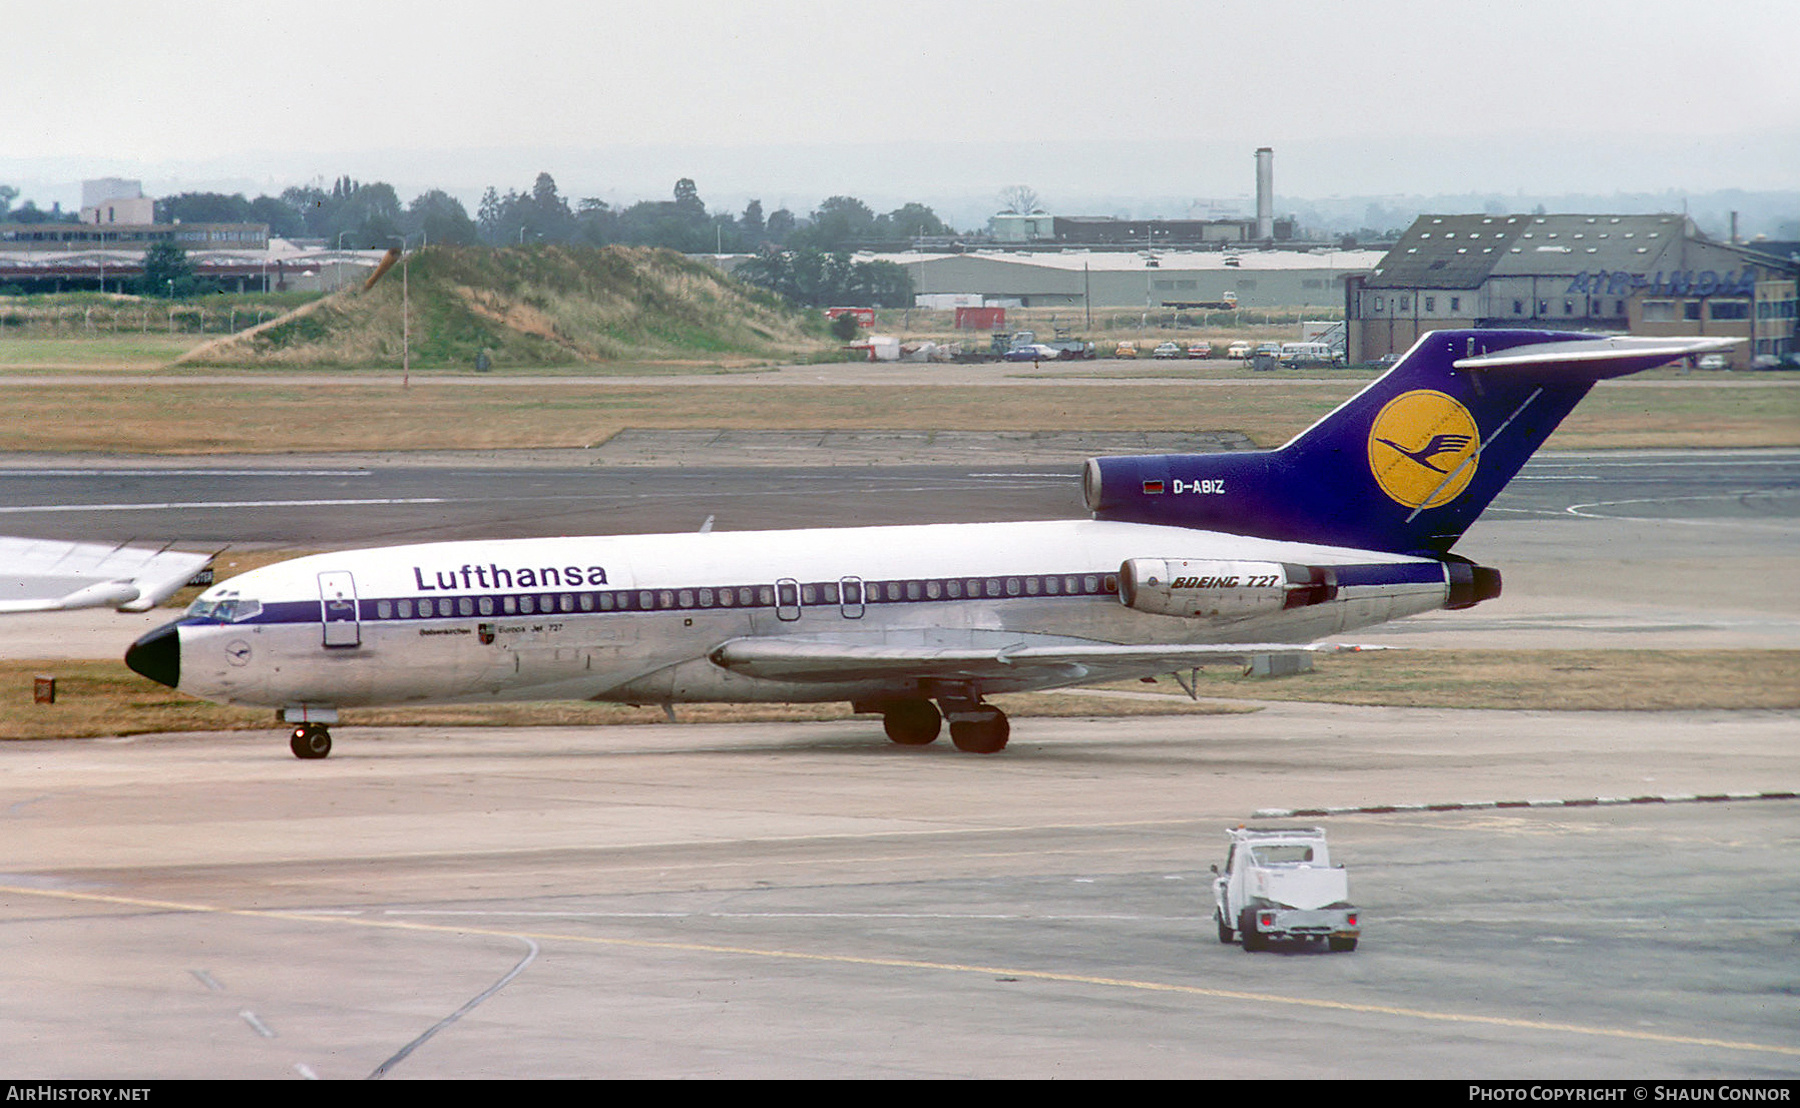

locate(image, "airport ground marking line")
[[4, 882, 1795, 1060], [368, 935, 539, 1081], [1564, 490, 1795, 521], [4, 469, 374, 477], [0, 497, 448, 514], [1255, 790, 1800, 819]]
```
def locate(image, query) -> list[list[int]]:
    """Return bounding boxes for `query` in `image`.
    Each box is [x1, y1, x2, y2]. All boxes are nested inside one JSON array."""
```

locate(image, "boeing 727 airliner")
[[125, 330, 1730, 758]]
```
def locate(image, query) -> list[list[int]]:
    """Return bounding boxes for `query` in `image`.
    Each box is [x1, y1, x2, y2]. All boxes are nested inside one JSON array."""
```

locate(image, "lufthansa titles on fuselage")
[[412, 562, 609, 592]]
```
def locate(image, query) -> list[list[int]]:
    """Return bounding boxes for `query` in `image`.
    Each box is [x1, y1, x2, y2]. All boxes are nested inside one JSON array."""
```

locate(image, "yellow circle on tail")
[[1367, 390, 1481, 509]]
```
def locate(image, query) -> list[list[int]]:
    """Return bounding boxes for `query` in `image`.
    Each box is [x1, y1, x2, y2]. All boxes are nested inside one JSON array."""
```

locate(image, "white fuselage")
[[171, 518, 1450, 714]]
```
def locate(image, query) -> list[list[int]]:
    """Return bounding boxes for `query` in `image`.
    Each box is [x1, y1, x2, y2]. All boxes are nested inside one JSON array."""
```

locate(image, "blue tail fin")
[[1083, 329, 1734, 556]]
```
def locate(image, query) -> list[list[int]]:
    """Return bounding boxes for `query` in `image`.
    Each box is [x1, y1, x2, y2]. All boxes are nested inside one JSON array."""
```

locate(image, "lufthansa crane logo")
[[1367, 390, 1481, 509]]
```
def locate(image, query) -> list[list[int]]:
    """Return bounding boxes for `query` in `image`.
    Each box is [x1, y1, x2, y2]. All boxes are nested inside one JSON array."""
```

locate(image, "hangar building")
[[1347, 214, 1797, 369]]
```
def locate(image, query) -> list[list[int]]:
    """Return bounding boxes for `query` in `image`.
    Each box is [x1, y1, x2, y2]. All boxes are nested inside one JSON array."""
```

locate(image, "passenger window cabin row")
[[371, 573, 1121, 620]]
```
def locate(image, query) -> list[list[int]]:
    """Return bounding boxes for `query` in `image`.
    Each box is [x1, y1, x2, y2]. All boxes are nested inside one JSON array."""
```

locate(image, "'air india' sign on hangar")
[[1566, 268, 1758, 297]]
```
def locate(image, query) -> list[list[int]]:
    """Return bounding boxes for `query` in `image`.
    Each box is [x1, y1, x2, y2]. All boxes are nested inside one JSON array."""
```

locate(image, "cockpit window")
[[184, 596, 261, 623]]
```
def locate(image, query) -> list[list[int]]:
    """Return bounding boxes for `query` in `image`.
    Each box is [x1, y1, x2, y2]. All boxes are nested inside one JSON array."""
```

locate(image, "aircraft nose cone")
[[125, 621, 181, 688]]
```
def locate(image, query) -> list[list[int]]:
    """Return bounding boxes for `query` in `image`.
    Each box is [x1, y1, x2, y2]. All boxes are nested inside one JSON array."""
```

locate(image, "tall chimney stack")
[[1254, 147, 1274, 241]]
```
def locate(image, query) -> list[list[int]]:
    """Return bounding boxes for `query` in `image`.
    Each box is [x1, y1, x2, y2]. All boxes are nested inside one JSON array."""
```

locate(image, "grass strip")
[[1118, 648, 1800, 711], [1, 379, 1794, 453]]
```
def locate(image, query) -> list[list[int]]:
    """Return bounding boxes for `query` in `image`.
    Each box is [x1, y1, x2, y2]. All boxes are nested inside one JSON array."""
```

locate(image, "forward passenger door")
[[318, 571, 360, 648]]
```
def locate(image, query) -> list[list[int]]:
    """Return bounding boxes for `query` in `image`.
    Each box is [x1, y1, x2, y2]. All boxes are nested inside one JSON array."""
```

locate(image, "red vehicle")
[[825, 307, 874, 328]]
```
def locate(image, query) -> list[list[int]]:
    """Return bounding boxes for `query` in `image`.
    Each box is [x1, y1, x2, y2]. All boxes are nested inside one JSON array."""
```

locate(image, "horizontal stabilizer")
[[1454, 335, 1738, 377]]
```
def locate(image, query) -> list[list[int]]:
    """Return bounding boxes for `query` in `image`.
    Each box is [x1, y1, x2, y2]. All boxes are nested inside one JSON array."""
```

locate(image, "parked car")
[[1003, 343, 1059, 362], [1152, 341, 1184, 359], [1114, 341, 1139, 359], [1226, 341, 1252, 359], [1187, 341, 1213, 359], [1696, 353, 1729, 370]]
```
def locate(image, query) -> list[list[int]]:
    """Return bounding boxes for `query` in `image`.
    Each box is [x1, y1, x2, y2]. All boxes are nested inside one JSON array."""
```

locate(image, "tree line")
[[2, 174, 949, 307]]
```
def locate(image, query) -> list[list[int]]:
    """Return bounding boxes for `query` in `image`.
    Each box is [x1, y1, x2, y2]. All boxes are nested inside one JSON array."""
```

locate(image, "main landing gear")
[[290, 723, 332, 760], [876, 699, 1010, 754], [882, 699, 943, 746]]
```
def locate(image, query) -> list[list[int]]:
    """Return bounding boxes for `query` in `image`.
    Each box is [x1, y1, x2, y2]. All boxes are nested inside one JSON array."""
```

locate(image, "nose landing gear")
[[290, 723, 332, 759]]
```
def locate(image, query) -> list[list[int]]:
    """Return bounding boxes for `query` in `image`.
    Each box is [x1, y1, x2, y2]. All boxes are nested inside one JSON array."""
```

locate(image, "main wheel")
[[1239, 908, 1268, 952], [290, 724, 332, 760], [1216, 910, 1235, 944], [882, 700, 942, 745], [949, 711, 1009, 754]]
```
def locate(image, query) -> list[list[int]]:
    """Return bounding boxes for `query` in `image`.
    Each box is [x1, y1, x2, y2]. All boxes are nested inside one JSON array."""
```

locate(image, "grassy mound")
[[181, 245, 832, 368]]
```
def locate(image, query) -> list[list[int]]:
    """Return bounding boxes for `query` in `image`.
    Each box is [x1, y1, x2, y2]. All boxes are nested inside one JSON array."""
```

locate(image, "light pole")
[[402, 245, 409, 386], [389, 235, 414, 387], [335, 231, 355, 291]]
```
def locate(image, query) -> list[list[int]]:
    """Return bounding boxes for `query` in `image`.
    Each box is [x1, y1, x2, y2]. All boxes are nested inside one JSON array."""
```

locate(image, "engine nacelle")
[[1117, 559, 1337, 619]]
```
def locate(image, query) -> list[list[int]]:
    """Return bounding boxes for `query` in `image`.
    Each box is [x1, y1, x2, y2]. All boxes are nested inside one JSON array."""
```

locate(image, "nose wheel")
[[290, 723, 332, 759]]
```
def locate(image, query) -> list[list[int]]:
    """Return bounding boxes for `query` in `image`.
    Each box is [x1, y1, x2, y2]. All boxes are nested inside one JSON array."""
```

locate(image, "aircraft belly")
[[185, 622, 516, 708]]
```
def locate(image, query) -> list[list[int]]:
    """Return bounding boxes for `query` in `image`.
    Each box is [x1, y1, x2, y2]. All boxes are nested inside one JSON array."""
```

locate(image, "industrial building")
[[0, 236, 386, 295], [990, 213, 1293, 247], [80, 178, 155, 226], [0, 178, 380, 294], [851, 147, 1363, 311], [860, 247, 1379, 312], [1348, 213, 1798, 368], [989, 147, 1294, 248]]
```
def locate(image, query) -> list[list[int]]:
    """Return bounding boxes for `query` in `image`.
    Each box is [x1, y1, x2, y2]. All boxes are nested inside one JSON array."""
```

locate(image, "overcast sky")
[[4, 0, 1796, 221]]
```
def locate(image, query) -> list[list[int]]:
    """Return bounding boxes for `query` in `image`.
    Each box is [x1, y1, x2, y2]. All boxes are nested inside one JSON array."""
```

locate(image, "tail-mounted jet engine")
[[1117, 559, 1337, 619]]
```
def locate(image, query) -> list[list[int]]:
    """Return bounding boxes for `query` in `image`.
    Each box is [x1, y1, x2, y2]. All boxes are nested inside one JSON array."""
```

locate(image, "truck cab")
[[1213, 827, 1360, 952]]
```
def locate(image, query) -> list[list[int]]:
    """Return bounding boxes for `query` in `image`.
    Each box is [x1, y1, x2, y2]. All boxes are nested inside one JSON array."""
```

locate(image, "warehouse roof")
[[1367, 213, 1705, 288]]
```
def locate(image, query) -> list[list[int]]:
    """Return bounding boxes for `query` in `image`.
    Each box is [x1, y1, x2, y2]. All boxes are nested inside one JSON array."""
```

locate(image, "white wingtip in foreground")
[[0, 537, 212, 614]]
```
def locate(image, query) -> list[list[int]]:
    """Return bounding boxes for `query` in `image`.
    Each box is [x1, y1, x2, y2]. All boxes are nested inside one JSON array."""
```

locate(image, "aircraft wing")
[[708, 637, 1371, 686], [0, 538, 212, 614]]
